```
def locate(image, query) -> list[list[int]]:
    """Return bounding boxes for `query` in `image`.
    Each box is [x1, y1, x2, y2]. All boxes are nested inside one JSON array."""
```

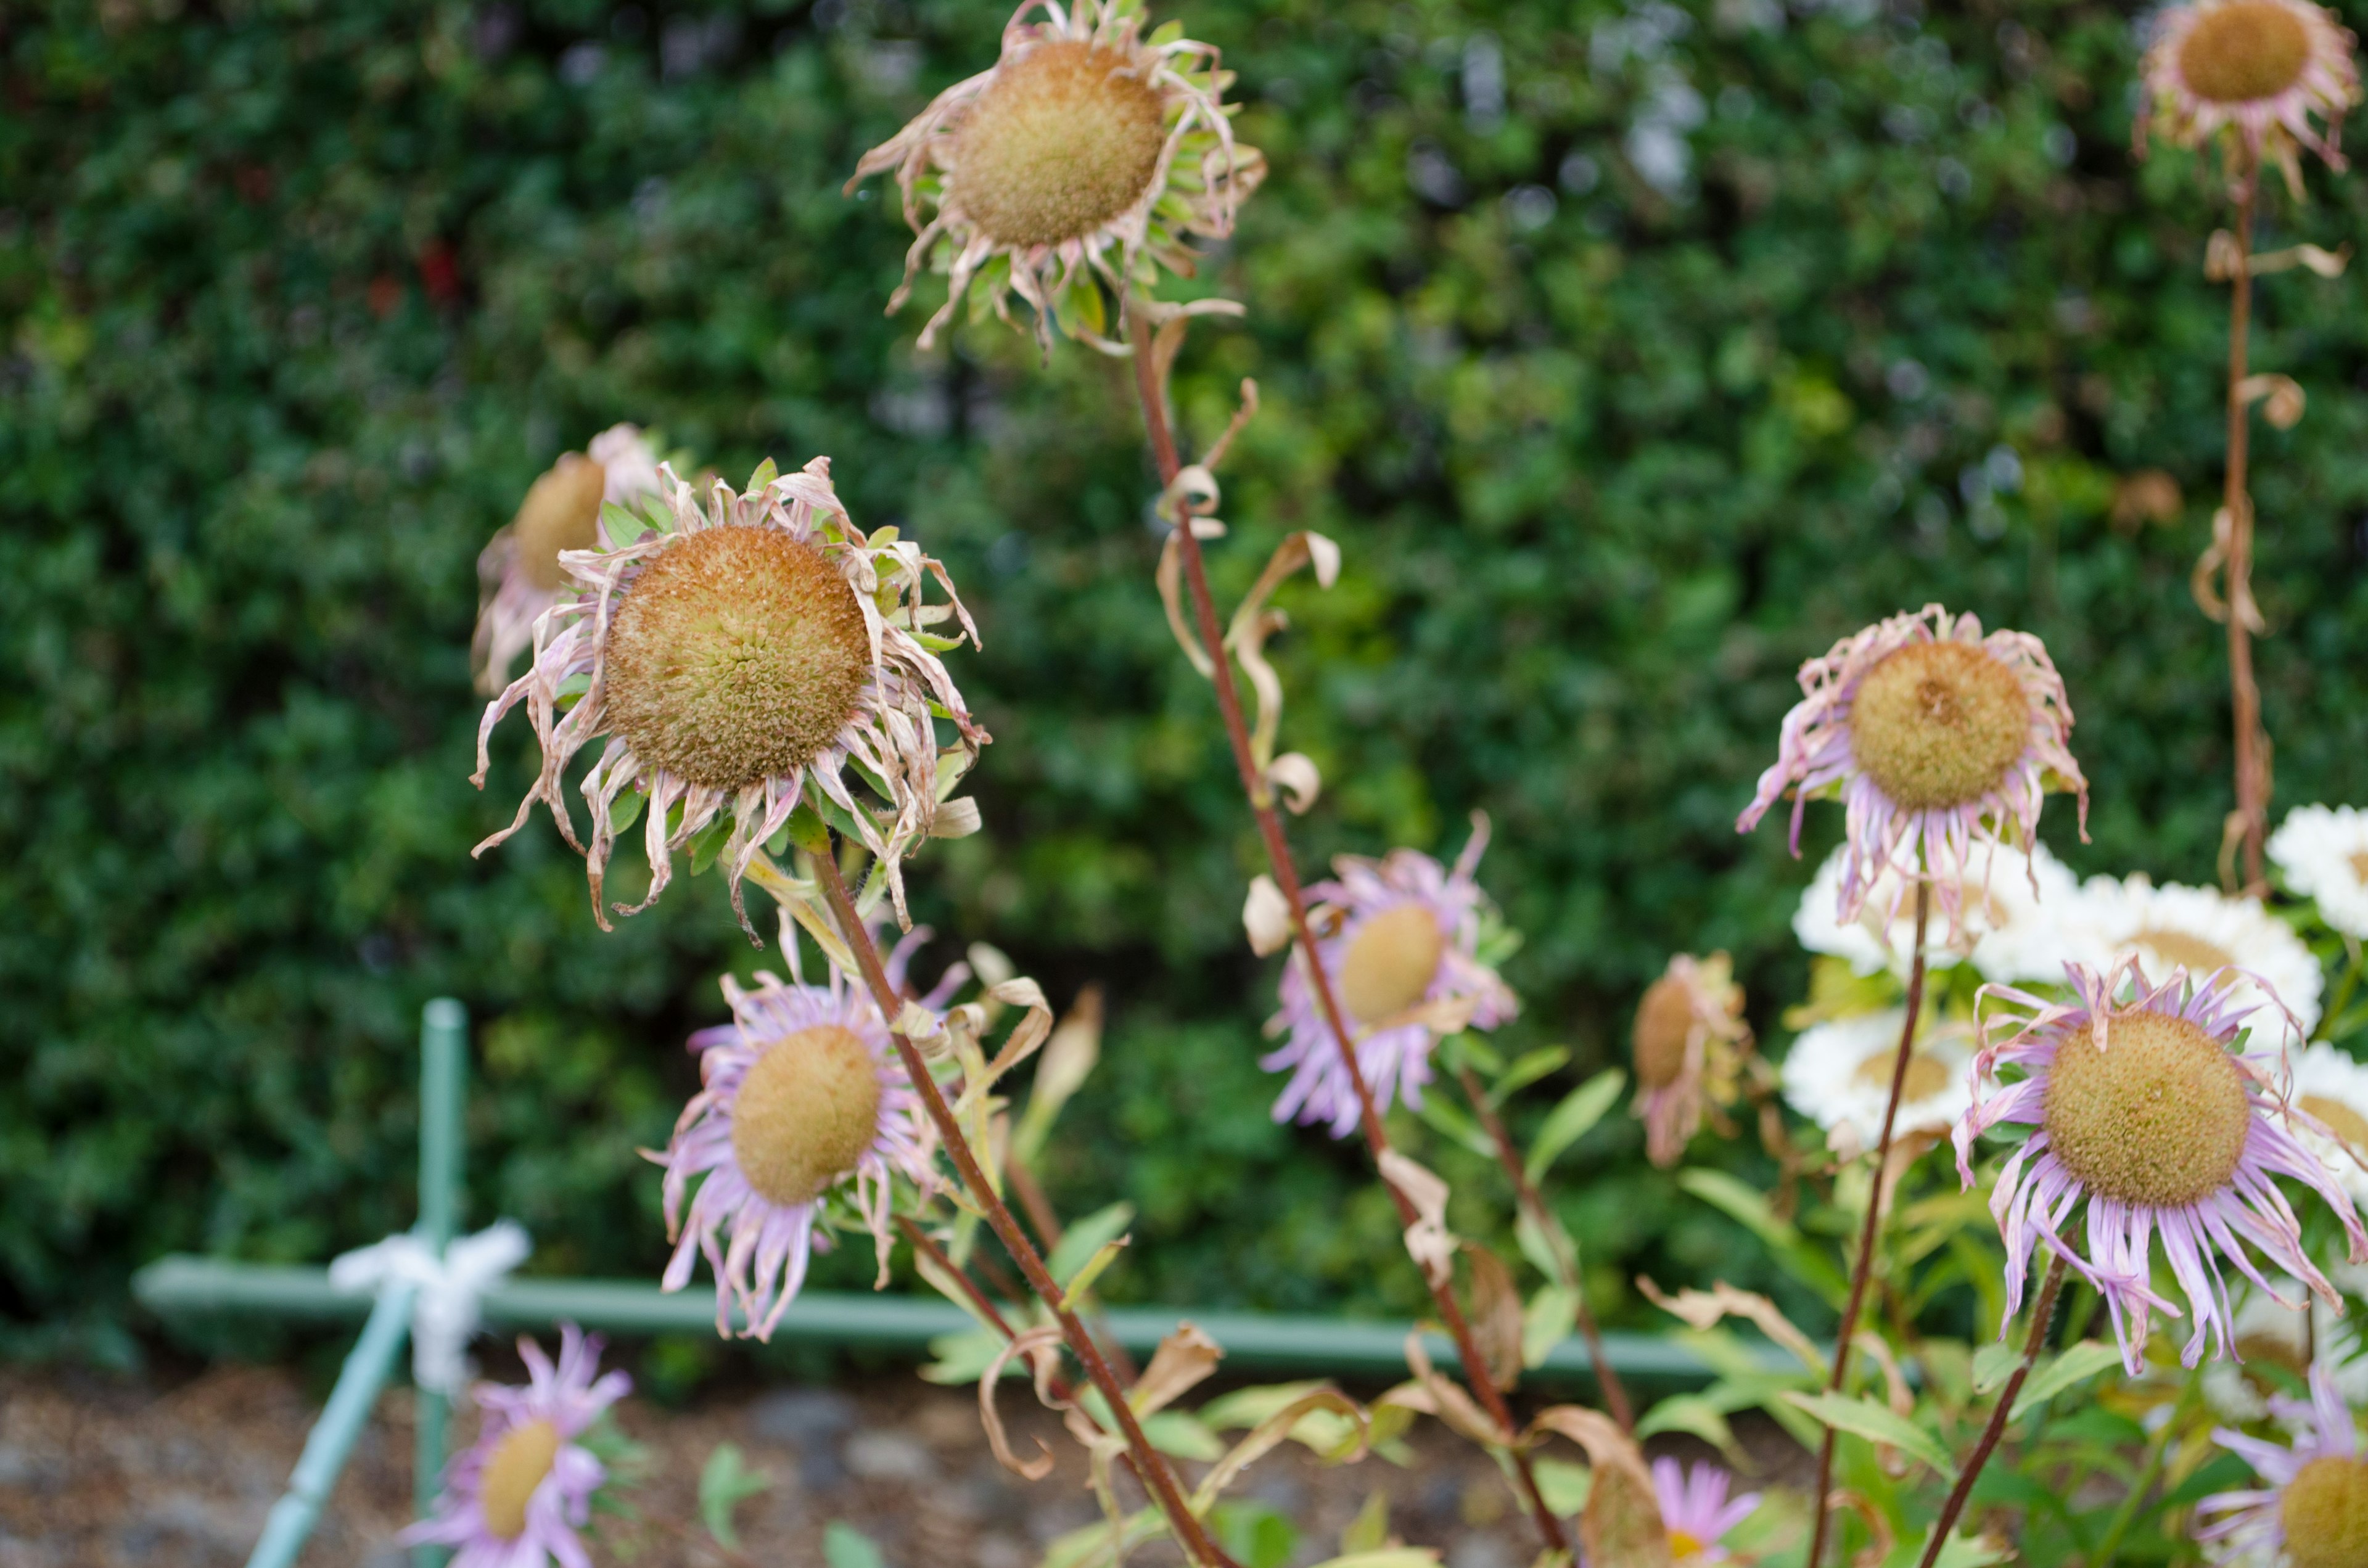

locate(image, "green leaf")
[[1524, 1069, 1627, 1182], [1637, 1391, 1738, 1454], [744, 456, 779, 491], [918, 1325, 1015, 1385], [599, 499, 655, 546], [2010, 1340, 2124, 1421], [697, 1442, 772, 1550], [1970, 1342, 2020, 1395], [1533, 1456, 1592, 1516], [823, 1521, 887, 1568], [1044, 1201, 1133, 1287], [1912, 1525, 2016, 1568], [1521, 1284, 1578, 1369], [1780, 1392, 1957, 1479], [1058, 1234, 1128, 1309], [1490, 1045, 1571, 1102], [1213, 1501, 1299, 1568], [1139, 1410, 1224, 1461], [1515, 1205, 1580, 1284], [1678, 1169, 1848, 1302], [1341, 1489, 1391, 1554], [1412, 1091, 1495, 1157]]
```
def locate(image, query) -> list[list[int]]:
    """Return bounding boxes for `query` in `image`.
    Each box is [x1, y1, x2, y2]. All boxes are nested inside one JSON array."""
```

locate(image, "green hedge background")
[[9, 0, 2368, 1359]]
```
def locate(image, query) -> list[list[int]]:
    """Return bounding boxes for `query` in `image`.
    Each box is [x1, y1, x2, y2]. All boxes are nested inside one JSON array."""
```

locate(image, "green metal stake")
[[414, 998, 467, 1568], [244, 1281, 417, 1568]]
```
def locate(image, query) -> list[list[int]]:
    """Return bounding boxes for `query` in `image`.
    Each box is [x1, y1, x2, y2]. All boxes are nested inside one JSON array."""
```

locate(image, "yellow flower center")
[[2179, 1, 2314, 105], [1852, 1045, 1954, 1104], [1633, 974, 1699, 1090], [513, 454, 609, 591], [2304, 1093, 2368, 1152], [1337, 904, 1446, 1027], [601, 527, 873, 793], [1667, 1528, 1707, 1561], [730, 1024, 884, 1208], [2129, 927, 2238, 979], [479, 1418, 562, 1540], [2042, 1011, 2253, 1207], [2350, 849, 2368, 884], [949, 40, 1169, 250], [2282, 1456, 2368, 1568], [1847, 641, 2031, 814]]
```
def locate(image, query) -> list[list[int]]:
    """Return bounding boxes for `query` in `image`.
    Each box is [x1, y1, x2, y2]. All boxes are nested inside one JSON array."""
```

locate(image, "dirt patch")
[[0, 1355, 1807, 1566]]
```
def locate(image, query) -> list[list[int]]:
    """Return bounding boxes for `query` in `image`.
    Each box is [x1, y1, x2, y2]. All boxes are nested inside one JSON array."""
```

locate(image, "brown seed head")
[[2043, 1011, 2252, 1207], [1852, 1045, 1954, 1103], [601, 527, 872, 792], [479, 1418, 562, 1540], [513, 454, 610, 591], [2282, 1455, 2368, 1568], [730, 1024, 884, 1208], [1337, 903, 1447, 1026], [1848, 640, 2032, 813], [950, 41, 1168, 249], [1633, 975, 1700, 1090], [2181, 1, 2315, 104]]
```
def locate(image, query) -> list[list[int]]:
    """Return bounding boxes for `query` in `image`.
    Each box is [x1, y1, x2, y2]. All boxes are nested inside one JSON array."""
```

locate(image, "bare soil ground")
[[0, 1354, 1808, 1567]]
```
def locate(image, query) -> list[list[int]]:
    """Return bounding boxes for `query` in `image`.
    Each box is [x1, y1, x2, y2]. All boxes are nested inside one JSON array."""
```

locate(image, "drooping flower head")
[[1793, 838, 2081, 983], [472, 425, 666, 696], [401, 1324, 630, 1568], [2067, 875, 2323, 1049], [2197, 1360, 2368, 1567], [2272, 803, 2368, 939], [2138, 0, 2361, 182], [1955, 957, 2368, 1373], [1785, 1011, 1978, 1161], [1262, 821, 1516, 1138], [1630, 953, 1751, 1168], [1649, 1458, 1761, 1566], [1738, 604, 2087, 945], [849, 0, 1263, 351], [656, 963, 934, 1339], [472, 456, 986, 935]]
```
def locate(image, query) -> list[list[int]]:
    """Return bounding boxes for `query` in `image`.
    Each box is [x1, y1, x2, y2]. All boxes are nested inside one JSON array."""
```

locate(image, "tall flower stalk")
[[1125, 308, 1569, 1551]]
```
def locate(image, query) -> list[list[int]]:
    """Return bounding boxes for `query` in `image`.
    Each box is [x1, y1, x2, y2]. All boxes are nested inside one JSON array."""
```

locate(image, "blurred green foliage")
[[9, 0, 2368, 1353]]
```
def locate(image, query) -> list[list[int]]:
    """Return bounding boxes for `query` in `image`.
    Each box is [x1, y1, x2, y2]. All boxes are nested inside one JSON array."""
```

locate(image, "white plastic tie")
[[329, 1221, 532, 1396]]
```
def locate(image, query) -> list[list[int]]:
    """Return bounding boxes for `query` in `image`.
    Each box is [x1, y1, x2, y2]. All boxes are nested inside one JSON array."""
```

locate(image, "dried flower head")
[[655, 964, 935, 1339], [2139, 0, 2361, 181], [472, 456, 985, 935], [1738, 604, 2086, 946], [401, 1324, 630, 1567], [472, 425, 665, 696], [1262, 822, 1516, 1137], [1630, 953, 1752, 1168], [1956, 957, 2368, 1373], [2198, 1360, 2368, 1567], [850, 0, 1262, 351]]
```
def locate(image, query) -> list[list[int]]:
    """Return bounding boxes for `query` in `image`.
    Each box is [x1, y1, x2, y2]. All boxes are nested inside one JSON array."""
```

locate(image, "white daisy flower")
[[1793, 838, 2081, 982], [2202, 1281, 2368, 1425], [2269, 803, 2368, 940], [2066, 876, 2323, 1049], [2285, 1041, 2368, 1206], [1782, 1009, 1977, 1158]]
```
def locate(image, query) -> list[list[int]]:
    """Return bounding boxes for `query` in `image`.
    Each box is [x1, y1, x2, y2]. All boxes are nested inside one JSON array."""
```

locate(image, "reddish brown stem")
[[1127, 308, 1568, 1553], [1453, 1060, 1635, 1431], [1007, 1146, 1140, 1382], [2222, 176, 2269, 893], [1806, 880, 1931, 1568], [815, 852, 1237, 1568], [1914, 1250, 2071, 1568]]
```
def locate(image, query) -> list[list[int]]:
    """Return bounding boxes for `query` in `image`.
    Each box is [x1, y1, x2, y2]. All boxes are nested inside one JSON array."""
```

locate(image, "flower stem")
[[2223, 169, 2269, 893], [811, 848, 1239, 1568], [1125, 306, 1568, 1553], [1914, 1249, 2072, 1568], [1806, 879, 1931, 1568], [1453, 1059, 1635, 1431], [2083, 1362, 2197, 1568]]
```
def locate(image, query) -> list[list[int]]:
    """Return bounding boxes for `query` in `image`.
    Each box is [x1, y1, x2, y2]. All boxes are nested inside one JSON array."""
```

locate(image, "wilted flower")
[[401, 1324, 630, 1568], [2197, 1361, 2368, 1567], [2066, 875, 2322, 1048], [655, 964, 933, 1339], [1785, 1010, 1977, 1160], [1738, 604, 2086, 946], [2271, 803, 2368, 939], [1262, 823, 1516, 1137], [1955, 958, 2368, 1373], [472, 457, 986, 934], [472, 426, 665, 696], [1650, 1457, 1761, 1565], [2139, 0, 2361, 179], [1793, 838, 2081, 983], [850, 0, 1262, 350], [1630, 953, 1751, 1168]]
